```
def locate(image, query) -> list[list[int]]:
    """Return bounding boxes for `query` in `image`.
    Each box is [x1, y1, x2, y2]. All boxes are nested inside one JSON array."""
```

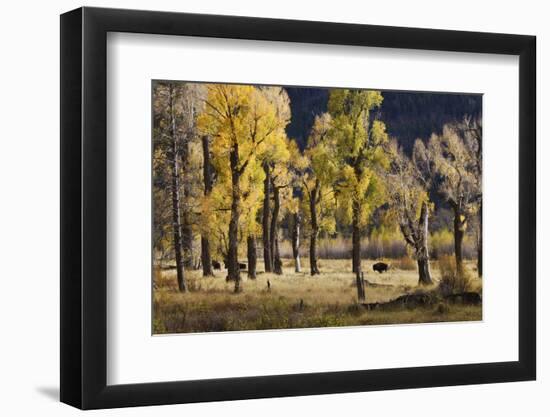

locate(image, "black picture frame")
[[60, 6, 536, 410]]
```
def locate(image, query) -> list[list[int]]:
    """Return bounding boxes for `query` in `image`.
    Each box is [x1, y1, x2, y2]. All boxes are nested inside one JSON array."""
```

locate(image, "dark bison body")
[[372, 262, 390, 273], [223, 261, 247, 270], [212, 260, 221, 270]]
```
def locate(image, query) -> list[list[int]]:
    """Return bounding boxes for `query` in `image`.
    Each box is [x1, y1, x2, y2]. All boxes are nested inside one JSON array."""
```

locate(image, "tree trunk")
[[453, 208, 465, 275], [417, 201, 433, 285], [262, 162, 272, 272], [247, 235, 257, 279], [181, 138, 194, 268], [352, 199, 361, 274], [201, 237, 213, 277], [201, 136, 214, 277], [356, 271, 366, 302], [227, 147, 241, 292], [354, 206, 366, 298], [417, 258, 432, 285], [292, 212, 301, 273], [476, 121, 482, 278], [271, 184, 282, 275], [273, 237, 283, 275], [309, 184, 320, 276], [309, 232, 319, 275], [477, 202, 482, 278], [168, 84, 186, 292]]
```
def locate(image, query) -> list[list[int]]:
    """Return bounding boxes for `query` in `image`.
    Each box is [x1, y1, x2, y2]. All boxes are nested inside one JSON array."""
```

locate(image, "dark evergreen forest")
[[285, 87, 482, 153]]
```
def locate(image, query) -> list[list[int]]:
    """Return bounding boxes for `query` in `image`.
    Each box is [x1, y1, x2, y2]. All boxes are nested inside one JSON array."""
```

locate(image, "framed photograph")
[[60, 6, 536, 409]]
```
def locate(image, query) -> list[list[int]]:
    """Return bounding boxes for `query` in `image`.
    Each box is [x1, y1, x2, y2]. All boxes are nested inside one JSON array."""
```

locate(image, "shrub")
[[435, 302, 450, 315], [437, 255, 473, 296]]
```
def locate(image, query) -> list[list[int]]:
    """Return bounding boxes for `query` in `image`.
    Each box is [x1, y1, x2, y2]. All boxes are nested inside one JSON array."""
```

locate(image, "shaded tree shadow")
[[36, 386, 59, 401]]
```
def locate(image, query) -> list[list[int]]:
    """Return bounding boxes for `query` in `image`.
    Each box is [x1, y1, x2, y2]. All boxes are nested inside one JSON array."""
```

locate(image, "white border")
[[107, 33, 519, 385]]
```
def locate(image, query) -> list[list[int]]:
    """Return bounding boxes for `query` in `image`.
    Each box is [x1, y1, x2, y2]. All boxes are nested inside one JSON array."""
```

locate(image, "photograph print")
[[152, 81, 482, 334]]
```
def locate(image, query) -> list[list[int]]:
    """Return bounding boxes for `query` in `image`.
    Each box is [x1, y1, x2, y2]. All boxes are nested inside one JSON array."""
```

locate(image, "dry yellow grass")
[[153, 258, 482, 334]]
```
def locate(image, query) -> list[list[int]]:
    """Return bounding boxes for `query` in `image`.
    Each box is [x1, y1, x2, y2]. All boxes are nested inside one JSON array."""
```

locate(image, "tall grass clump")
[[393, 256, 417, 271], [437, 255, 473, 296]]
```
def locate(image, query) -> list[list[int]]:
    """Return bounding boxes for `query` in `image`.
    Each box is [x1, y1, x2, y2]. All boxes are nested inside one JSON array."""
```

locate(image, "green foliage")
[[301, 113, 338, 236], [327, 89, 389, 228]]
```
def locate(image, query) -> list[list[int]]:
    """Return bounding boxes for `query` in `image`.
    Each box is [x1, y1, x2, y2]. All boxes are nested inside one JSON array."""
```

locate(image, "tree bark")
[[417, 258, 432, 286], [181, 138, 194, 268], [309, 232, 319, 275], [309, 182, 320, 275], [352, 199, 362, 274], [168, 84, 186, 292], [453, 208, 465, 275], [247, 235, 257, 279], [475, 121, 482, 278], [292, 212, 301, 273], [417, 201, 433, 285], [227, 146, 241, 292], [356, 271, 366, 302], [353, 199, 366, 298], [477, 202, 482, 278], [200, 135, 214, 277], [271, 184, 283, 275], [273, 237, 283, 275], [201, 237, 213, 277], [262, 162, 273, 273]]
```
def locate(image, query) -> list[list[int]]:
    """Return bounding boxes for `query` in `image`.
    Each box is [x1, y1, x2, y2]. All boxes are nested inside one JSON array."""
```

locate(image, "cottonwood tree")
[[152, 82, 188, 291], [385, 140, 433, 285], [427, 123, 480, 274], [161, 83, 206, 269], [269, 153, 291, 275], [329, 89, 388, 275], [289, 202, 302, 272], [268, 138, 306, 275], [257, 88, 292, 273], [286, 141, 309, 273], [241, 164, 265, 280], [302, 113, 337, 275], [152, 145, 173, 265], [198, 85, 289, 292], [200, 135, 215, 276], [457, 116, 482, 277]]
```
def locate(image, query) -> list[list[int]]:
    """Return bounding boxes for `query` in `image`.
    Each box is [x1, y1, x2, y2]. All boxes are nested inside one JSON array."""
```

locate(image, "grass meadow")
[[153, 258, 482, 334]]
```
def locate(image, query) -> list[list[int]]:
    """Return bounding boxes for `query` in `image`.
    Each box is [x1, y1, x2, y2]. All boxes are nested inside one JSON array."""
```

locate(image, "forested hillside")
[[286, 87, 481, 152]]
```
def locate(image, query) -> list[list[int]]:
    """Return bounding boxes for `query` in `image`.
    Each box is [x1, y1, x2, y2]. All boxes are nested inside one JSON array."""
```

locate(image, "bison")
[[372, 262, 390, 273], [223, 261, 247, 270]]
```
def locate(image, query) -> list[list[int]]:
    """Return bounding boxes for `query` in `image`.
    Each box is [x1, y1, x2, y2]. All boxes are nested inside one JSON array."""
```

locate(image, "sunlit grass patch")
[[153, 258, 482, 334]]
